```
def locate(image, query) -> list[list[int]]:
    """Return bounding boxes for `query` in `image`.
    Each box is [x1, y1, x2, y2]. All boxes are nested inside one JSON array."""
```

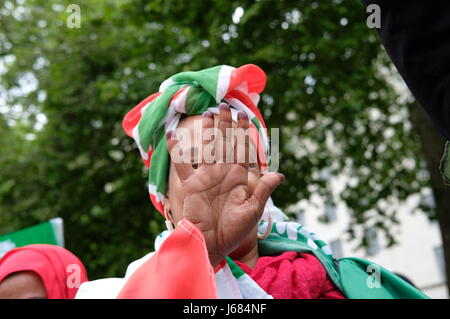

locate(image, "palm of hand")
[[182, 163, 256, 263], [166, 104, 283, 267]]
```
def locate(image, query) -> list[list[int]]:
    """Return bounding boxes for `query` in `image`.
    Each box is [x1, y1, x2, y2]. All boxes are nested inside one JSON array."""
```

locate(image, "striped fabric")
[[122, 64, 270, 214]]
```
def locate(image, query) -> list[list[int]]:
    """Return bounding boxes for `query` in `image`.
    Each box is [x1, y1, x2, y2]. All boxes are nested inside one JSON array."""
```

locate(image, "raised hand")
[[166, 104, 284, 267]]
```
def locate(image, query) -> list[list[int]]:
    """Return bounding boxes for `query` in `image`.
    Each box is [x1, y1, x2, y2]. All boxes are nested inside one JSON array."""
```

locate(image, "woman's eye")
[[249, 163, 259, 169]]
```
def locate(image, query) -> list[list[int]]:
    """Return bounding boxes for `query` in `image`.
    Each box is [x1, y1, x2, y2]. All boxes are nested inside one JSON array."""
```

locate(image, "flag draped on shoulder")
[[117, 219, 217, 299]]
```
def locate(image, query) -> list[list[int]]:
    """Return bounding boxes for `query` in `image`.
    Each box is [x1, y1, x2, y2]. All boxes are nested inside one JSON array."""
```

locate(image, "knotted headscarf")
[[0, 244, 88, 299], [123, 64, 270, 214]]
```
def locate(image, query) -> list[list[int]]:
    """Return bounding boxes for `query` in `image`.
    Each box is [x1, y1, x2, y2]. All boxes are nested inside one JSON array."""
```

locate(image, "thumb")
[[249, 172, 284, 220]]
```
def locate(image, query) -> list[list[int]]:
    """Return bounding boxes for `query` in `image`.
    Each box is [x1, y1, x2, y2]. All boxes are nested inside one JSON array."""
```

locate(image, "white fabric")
[[75, 278, 124, 299], [75, 252, 154, 299], [215, 264, 244, 299]]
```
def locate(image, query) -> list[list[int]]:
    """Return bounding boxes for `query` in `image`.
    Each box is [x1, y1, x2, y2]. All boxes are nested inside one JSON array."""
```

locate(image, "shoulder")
[[75, 278, 125, 299], [124, 252, 154, 278], [75, 251, 155, 299]]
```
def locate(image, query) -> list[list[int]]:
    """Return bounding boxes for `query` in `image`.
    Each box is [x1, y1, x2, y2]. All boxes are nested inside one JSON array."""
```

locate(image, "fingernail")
[[277, 172, 285, 180], [203, 111, 213, 118], [238, 111, 248, 121], [219, 103, 230, 111], [166, 130, 173, 139]]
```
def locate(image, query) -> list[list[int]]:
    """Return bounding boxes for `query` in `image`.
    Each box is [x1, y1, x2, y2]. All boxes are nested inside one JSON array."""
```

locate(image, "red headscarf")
[[0, 244, 88, 299]]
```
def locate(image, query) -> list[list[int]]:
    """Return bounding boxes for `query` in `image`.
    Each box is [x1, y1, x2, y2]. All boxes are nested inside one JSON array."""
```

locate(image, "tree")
[[0, 0, 448, 288], [409, 101, 450, 293]]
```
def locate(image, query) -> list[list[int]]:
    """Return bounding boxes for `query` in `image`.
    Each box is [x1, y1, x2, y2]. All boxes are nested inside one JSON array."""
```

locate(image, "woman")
[[0, 244, 88, 299], [77, 64, 345, 299]]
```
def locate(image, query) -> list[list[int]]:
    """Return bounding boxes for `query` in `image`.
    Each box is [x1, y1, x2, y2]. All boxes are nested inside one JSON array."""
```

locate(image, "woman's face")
[[0, 271, 47, 299], [165, 114, 261, 254]]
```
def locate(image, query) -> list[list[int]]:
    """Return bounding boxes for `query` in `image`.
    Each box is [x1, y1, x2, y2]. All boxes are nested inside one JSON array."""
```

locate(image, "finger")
[[249, 172, 285, 219], [216, 103, 233, 163], [235, 111, 249, 168], [166, 130, 195, 181], [201, 111, 215, 165]]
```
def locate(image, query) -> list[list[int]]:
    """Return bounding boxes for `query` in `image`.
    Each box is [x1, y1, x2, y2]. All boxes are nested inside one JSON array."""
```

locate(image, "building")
[[293, 191, 448, 299]]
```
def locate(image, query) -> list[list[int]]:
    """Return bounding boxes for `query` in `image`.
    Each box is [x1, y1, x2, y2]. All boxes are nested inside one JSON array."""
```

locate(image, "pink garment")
[[0, 244, 88, 299], [234, 251, 346, 299]]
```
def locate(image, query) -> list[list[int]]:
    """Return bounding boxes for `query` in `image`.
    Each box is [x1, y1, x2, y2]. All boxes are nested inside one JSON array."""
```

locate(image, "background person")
[[0, 244, 88, 299]]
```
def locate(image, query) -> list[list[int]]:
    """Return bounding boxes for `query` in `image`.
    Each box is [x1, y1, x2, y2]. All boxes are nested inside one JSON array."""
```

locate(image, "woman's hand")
[[166, 104, 284, 267]]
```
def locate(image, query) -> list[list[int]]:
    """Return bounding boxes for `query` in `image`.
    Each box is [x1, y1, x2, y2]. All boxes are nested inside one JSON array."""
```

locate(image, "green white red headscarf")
[[122, 64, 270, 214]]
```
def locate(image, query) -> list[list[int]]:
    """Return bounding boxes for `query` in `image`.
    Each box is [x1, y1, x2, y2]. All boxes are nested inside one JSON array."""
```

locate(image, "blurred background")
[[0, 0, 448, 298]]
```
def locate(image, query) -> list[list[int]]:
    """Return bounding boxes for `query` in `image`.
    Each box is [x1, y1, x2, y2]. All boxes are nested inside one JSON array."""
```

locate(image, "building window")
[[324, 203, 337, 223], [330, 239, 343, 259], [296, 212, 306, 226], [365, 226, 380, 256], [434, 245, 446, 281]]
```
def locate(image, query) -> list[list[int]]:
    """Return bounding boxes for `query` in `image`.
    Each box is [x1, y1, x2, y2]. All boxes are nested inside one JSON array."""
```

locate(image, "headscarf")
[[0, 244, 88, 299], [122, 64, 270, 214]]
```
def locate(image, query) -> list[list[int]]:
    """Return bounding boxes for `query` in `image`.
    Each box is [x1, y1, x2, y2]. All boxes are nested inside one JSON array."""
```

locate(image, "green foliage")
[[0, 0, 431, 278]]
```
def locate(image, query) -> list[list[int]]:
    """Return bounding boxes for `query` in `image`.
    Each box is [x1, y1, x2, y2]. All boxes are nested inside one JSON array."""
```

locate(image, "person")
[[360, 1, 450, 183], [0, 244, 88, 299], [76, 64, 345, 299]]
